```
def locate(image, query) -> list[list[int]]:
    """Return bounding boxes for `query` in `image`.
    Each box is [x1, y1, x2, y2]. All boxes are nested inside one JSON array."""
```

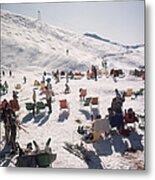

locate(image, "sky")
[[1, 0, 144, 45]]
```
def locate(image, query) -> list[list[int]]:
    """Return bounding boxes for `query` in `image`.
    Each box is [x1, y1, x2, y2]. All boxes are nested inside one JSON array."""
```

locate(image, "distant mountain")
[[84, 33, 144, 49], [1, 9, 144, 71]]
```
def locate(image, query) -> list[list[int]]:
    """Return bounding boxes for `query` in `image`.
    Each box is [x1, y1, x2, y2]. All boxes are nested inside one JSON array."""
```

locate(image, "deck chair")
[[59, 99, 69, 110], [91, 97, 98, 105], [83, 97, 92, 106], [25, 102, 34, 111], [36, 101, 46, 113], [126, 88, 133, 97], [91, 97, 99, 107], [79, 89, 87, 101]]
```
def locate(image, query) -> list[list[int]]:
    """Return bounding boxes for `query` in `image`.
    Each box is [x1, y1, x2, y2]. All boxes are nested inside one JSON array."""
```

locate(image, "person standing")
[[45, 86, 52, 114], [2, 70, 5, 76], [23, 76, 27, 84], [9, 70, 12, 77], [32, 89, 37, 116], [66, 49, 69, 56], [1, 100, 17, 152]]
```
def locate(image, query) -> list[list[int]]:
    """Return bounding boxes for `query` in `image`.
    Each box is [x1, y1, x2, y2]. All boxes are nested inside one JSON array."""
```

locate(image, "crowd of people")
[[0, 65, 144, 167], [77, 88, 140, 143]]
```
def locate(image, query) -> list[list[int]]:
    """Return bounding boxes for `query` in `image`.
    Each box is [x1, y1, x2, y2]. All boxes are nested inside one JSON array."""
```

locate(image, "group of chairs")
[[79, 88, 99, 108], [24, 87, 99, 122]]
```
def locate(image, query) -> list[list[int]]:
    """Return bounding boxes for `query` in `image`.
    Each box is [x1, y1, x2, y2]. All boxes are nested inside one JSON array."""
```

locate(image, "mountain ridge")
[[1, 9, 144, 71]]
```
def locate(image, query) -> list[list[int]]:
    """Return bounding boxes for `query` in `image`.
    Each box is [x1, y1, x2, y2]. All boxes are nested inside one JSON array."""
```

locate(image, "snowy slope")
[[0, 9, 145, 169], [0, 69, 145, 169], [1, 9, 144, 71]]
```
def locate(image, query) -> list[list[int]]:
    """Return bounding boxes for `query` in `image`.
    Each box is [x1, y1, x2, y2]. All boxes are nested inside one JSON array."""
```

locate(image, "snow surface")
[[0, 9, 145, 169]]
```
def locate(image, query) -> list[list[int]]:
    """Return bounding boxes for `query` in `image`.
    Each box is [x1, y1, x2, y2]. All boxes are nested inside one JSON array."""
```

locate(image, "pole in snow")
[[37, 10, 41, 21]]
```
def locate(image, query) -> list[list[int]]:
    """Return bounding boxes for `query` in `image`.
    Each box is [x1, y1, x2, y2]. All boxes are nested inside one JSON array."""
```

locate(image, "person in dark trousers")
[[2, 70, 5, 76], [115, 89, 121, 99], [66, 49, 69, 56], [111, 97, 123, 114], [91, 65, 98, 81], [43, 71, 46, 76], [94, 67, 97, 81], [1, 100, 11, 144], [55, 69, 60, 83], [23, 76, 27, 84], [9, 70, 12, 77], [1, 100, 17, 152], [107, 107, 124, 131], [13, 90, 18, 100], [45, 86, 52, 114], [10, 114, 17, 153]]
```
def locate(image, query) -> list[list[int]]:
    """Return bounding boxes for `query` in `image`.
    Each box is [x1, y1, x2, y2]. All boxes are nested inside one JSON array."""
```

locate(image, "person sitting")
[[77, 126, 94, 142], [124, 108, 139, 124]]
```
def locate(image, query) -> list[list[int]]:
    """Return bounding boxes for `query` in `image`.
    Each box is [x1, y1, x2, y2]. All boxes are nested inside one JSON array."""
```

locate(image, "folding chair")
[[79, 89, 87, 101], [83, 97, 92, 106], [90, 97, 99, 118], [91, 97, 99, 106], [59, 99, 69, 110]]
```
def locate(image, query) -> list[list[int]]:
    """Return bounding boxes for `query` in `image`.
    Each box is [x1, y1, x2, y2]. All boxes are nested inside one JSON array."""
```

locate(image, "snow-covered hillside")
[[0, 9, 145, 169], [1, 9, 144, 71]]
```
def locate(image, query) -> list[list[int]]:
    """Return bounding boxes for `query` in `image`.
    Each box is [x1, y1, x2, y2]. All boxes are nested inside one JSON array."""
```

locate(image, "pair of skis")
[[33, 137, 52, 153]]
